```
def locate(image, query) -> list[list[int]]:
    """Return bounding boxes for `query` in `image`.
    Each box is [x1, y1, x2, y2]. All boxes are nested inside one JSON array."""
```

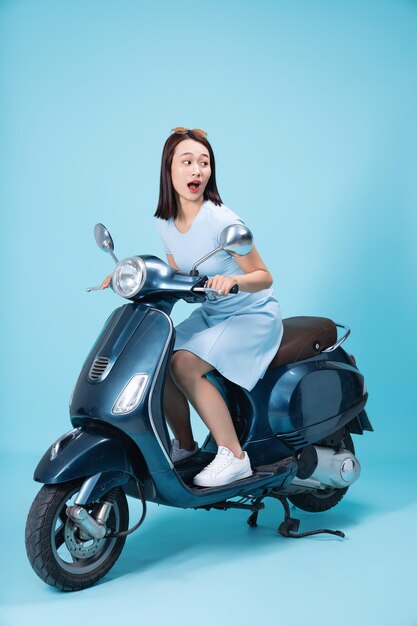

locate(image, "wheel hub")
[[64, 519, 106, 559]]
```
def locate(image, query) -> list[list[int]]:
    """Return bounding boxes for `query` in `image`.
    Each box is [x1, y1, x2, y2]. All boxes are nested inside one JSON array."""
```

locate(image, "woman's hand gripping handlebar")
[[193, 282, 239, 298], [203, 275, 240, 297]]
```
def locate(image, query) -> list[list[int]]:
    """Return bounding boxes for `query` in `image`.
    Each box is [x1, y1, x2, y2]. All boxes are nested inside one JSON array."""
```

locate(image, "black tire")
[[288, 432, 355, 513], [25, 479, 129, 591]]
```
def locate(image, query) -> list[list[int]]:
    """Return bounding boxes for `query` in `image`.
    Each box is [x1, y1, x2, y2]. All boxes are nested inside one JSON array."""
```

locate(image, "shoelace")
[[203, 455, 234, 473]]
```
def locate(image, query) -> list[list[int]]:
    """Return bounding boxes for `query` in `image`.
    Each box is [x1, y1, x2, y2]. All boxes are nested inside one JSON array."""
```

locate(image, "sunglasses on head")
[[171, 127, 208, 138]]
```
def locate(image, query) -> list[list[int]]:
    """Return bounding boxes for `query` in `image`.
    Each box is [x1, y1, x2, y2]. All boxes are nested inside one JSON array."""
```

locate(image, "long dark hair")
[[154, 130, 223, 220]]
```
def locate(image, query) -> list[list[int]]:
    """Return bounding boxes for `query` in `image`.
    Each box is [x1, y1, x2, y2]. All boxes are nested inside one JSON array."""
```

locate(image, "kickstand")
[[246, 497, 265, 527], [247, 510, 260, 527], [268, 493, 345, 539]]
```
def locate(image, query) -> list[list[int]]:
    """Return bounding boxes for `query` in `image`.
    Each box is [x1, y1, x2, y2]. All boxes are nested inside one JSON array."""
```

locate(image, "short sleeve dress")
[[155, 200, 283, 391]]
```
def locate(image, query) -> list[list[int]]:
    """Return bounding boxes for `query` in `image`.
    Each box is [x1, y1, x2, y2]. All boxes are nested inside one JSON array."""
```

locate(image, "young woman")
[[154, 127, 284, 487]]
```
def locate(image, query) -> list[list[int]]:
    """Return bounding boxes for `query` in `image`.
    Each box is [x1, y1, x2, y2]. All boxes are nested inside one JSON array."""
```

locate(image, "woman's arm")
[[233, 245, 273, 292], [166, 254, 180, 270], [207, 245, 273, 295]]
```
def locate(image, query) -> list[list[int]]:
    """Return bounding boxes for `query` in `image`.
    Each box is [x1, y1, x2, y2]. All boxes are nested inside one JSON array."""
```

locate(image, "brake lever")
[[193, 284, 239, 297], [86, 285, 106, 292], [193, 287, 224, 296]]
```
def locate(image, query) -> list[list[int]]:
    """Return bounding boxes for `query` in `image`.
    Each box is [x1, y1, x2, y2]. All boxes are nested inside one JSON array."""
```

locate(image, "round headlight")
[[112, 256, 147, 298]]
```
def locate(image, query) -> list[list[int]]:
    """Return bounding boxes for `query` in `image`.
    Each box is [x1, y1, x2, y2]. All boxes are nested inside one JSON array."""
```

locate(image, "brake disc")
[[64, 520, 106, 559]]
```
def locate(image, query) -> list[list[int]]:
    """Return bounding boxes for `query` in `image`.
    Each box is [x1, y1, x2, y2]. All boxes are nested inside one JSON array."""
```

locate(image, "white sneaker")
[[170, 439, 198, 463], [193, 446, 253, 487]]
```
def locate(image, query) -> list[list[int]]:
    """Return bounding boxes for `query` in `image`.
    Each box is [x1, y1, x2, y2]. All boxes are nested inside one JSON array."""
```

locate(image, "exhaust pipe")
[[293, 445, 361, 489]]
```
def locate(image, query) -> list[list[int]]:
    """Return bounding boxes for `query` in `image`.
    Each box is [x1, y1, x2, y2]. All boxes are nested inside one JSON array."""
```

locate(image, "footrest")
[[254, 456, 296, 476]]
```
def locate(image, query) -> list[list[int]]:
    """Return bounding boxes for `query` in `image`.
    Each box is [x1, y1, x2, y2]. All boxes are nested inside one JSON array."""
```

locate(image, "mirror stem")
[[190, 246, 222, 276], [105, 245, 119, 264]]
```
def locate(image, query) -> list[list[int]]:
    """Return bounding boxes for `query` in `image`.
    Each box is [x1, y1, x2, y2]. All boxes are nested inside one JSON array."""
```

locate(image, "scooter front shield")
[[69, 302, 175, 472]]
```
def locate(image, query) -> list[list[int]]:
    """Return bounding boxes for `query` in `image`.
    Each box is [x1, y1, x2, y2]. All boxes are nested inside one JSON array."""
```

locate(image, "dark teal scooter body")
[[27, 234, 373, 593], [34, 296, 369, 509]]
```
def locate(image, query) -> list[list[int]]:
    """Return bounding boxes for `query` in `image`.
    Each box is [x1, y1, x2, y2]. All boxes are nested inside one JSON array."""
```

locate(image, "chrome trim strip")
[[147, 309, 174, 468], [50, 428, 81, 461], [322, 323, 351, 352]]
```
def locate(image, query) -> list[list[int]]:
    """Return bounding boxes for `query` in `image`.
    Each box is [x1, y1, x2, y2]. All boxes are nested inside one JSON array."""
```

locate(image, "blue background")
[[1, 1, 416, 624]]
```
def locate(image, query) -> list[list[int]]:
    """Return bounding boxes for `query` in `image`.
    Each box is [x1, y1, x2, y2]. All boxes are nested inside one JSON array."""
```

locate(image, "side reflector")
[[112, 374, 149, 415]]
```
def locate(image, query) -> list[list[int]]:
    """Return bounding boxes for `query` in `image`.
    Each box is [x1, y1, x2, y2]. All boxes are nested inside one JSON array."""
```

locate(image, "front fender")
[[34, 426, 147, 484]]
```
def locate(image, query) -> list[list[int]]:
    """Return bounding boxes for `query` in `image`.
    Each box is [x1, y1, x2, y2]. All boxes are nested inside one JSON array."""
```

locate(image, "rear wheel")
[[288, 432, 355, 513], [25, 479, 129, 591]]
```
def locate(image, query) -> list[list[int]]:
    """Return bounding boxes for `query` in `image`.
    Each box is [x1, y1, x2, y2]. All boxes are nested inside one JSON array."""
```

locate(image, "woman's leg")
[[163, 369, 195, 451], [170, 350, 244, 459]]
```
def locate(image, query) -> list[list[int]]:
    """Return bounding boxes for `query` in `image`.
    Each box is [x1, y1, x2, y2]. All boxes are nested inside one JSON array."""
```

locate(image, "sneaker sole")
[[193, 468, 253, 488]]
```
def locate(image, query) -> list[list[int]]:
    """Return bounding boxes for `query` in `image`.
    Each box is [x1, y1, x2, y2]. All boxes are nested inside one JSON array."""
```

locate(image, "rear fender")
[[346, 409, 374, 434]]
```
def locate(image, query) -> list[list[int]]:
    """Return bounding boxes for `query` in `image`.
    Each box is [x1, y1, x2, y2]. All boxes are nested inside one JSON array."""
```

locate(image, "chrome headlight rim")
[[112, 256, 147, 299]]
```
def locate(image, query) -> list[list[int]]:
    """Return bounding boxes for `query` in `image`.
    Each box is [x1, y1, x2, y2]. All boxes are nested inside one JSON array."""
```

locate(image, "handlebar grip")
[[230, 284, 239, 294]]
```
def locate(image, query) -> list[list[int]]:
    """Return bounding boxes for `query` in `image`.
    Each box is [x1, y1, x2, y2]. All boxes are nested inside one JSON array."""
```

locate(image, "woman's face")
[[171, 138, 211, 207]]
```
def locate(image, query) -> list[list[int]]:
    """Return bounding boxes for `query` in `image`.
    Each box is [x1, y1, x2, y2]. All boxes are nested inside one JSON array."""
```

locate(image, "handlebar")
[[86, 283, 239, 296], [86, 262, 240, 301], [193, 284, 239, 297]]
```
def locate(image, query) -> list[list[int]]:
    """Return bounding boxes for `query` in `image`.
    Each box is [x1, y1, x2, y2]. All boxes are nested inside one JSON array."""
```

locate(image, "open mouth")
[[187, 181, 201, 193]]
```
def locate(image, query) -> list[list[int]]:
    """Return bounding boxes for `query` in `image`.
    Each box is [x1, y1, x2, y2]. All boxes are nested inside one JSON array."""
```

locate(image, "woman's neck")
[[175, 196, 204, 224]]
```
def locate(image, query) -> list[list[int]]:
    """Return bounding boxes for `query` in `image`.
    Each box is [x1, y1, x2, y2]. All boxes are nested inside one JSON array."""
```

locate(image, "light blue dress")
[[156, 200, 283, 391]]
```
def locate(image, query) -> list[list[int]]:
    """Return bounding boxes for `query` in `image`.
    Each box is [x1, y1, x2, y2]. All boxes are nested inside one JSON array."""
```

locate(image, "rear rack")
[[323, 323, 350, 352]]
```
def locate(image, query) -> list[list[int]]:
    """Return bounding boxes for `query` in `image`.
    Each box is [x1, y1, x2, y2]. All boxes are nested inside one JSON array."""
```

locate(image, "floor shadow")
[[103, 494, 374, 583], [4, 453, 417, 599]]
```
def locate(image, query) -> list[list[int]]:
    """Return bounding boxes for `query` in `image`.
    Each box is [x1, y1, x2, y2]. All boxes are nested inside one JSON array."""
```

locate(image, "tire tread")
[[25, 480, 128, 591]]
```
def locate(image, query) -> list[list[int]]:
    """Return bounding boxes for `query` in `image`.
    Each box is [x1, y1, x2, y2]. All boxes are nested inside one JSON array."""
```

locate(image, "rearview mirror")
[[190, 224, 253, 275], [94, 223, 118, 263], [219, 224, 253, 256]]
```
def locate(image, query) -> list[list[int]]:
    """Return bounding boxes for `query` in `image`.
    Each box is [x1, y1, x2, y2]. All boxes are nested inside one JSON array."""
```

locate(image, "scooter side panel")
[[196, 348, 367, 464], [199, 373, 294, 466], [254, 348, 367, 448]]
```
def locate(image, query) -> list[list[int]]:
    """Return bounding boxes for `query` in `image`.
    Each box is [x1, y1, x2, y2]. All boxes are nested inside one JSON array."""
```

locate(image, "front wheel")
[[25, 479, 129, 591]]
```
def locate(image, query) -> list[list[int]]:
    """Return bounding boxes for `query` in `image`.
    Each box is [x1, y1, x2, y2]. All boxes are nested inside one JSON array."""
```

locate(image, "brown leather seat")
[[268, 316, 337, 369]]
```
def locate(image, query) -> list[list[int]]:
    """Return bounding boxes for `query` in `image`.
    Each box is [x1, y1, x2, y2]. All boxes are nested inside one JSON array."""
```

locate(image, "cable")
[[107, 479, 147, 538]]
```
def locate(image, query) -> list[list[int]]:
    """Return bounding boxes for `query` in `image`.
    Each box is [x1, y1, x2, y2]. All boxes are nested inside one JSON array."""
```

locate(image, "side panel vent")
[[89, 356, 110, 381], [279, 432, 309, 449]]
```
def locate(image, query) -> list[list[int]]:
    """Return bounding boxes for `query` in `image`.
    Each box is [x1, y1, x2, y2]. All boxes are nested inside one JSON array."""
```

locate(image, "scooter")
[[25, 223, 372, 591]]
